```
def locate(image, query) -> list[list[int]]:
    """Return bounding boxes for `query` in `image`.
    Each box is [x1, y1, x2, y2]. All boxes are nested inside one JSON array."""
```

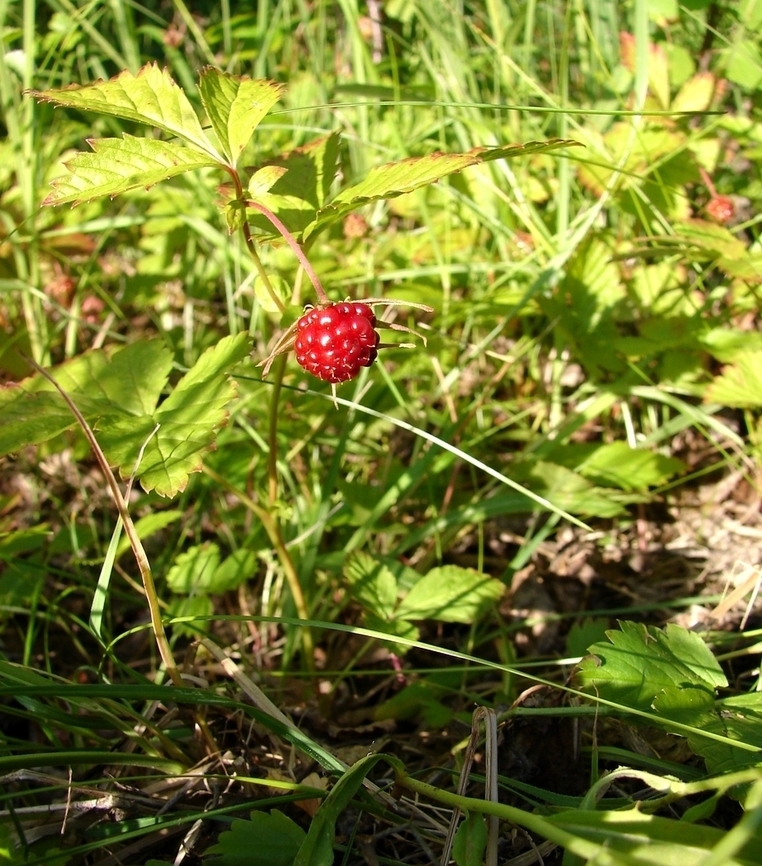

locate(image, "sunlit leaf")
[[396, 565, 504, 623], [344, 551, 398, 620], [302, 139, 579, 239], [43, 135, 220, 205], [246, 133, 342, 237], [576, 621, 727, 714], [166, 542, 221, 593], [30, 63, 218, 157], [198, 69, 283, 164], [97, 333, 251, 496], [704, 350, 762, 408]]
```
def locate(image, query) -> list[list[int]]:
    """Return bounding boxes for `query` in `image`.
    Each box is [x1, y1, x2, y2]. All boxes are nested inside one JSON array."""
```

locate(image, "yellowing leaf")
[[198, 70, 283, 164], [43, 136, 220, 205], [31, 63, 219, 158], [672, 72, 716, 113]]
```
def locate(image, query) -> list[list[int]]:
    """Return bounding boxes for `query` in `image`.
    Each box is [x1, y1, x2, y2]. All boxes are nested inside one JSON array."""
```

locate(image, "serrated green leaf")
[[97, 333, 250, 496], [576, 622, 727, 717], [675, 219, 747, 260], [0, 341, 172, 456], [0, 389, 78, 455], [364, 612, 419, 656], [704, 350, 762, 408], [198, 69, 283, 164], [206, 809, 306, 866], [343, 551, 398, 620], [166, 542, 221, 594], [696, 692, 762, 775], [527, 461, 636, 518], [395, 565, 504, 623], [303, 139, 578, 239], [43, 135, 220, 206], [453, 812, 488, 866], [167, 594, 213, 638], [30, 63, 218, 157]]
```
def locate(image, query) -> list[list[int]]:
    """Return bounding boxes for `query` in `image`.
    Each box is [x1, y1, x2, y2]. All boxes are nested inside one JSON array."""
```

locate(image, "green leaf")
[[395, 565, 504, 623], [30, 63, 218, 157], [0, 340, 173, 456], [704, 350, 762, 408], [303, 139, 578, 239], [166, 594, 214, 638], [209, 548, 258, 593], [198, 69, 283, 165], [453, 812, 488, 866], [294, 755, 386, 866], [574, 442, 685, 491], [527, 461, 637, 518], [165, 542, 221, 594], [43, 135, 220, 206], [206, 809, 306, 866], [246, 133, 342, 237], [696, 692, 762, 775], [0, 390, 78, 455], [576, 621, 727, 717], [97, 333, 250, 496], [364, 612, 420, 655], [343, 551, 398, 620]]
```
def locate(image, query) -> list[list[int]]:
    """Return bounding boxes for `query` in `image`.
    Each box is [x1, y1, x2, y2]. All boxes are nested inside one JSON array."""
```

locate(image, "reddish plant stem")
[[245, 199, 329, 305]]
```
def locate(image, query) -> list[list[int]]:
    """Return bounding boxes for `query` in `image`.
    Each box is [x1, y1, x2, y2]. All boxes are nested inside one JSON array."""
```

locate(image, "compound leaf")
[[97, 333, 250, 496]]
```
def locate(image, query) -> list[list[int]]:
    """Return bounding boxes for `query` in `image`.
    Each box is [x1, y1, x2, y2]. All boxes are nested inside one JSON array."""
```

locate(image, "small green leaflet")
[[198, 68, 283, 165], [301, 139, 580, 240], [30, 63, 219, 158], [43, 136, 220, 206]]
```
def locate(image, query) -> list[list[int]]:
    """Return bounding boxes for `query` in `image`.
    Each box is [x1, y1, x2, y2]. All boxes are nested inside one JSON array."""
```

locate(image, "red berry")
[[706, 195, 734, 224], [294, 302, 380, 383]]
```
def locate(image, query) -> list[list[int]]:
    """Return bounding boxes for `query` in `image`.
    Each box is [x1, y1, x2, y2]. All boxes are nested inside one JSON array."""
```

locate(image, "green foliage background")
[[1, 0, 762, 864]]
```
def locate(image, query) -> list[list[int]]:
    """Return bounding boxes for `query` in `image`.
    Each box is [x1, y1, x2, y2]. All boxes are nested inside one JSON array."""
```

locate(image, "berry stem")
[[246, 199, 329, 305]]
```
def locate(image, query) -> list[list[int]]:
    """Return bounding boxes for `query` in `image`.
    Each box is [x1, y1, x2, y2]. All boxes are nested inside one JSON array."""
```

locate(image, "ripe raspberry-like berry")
[[294, 302, 380, 383], [706, 195, 735, 224]]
